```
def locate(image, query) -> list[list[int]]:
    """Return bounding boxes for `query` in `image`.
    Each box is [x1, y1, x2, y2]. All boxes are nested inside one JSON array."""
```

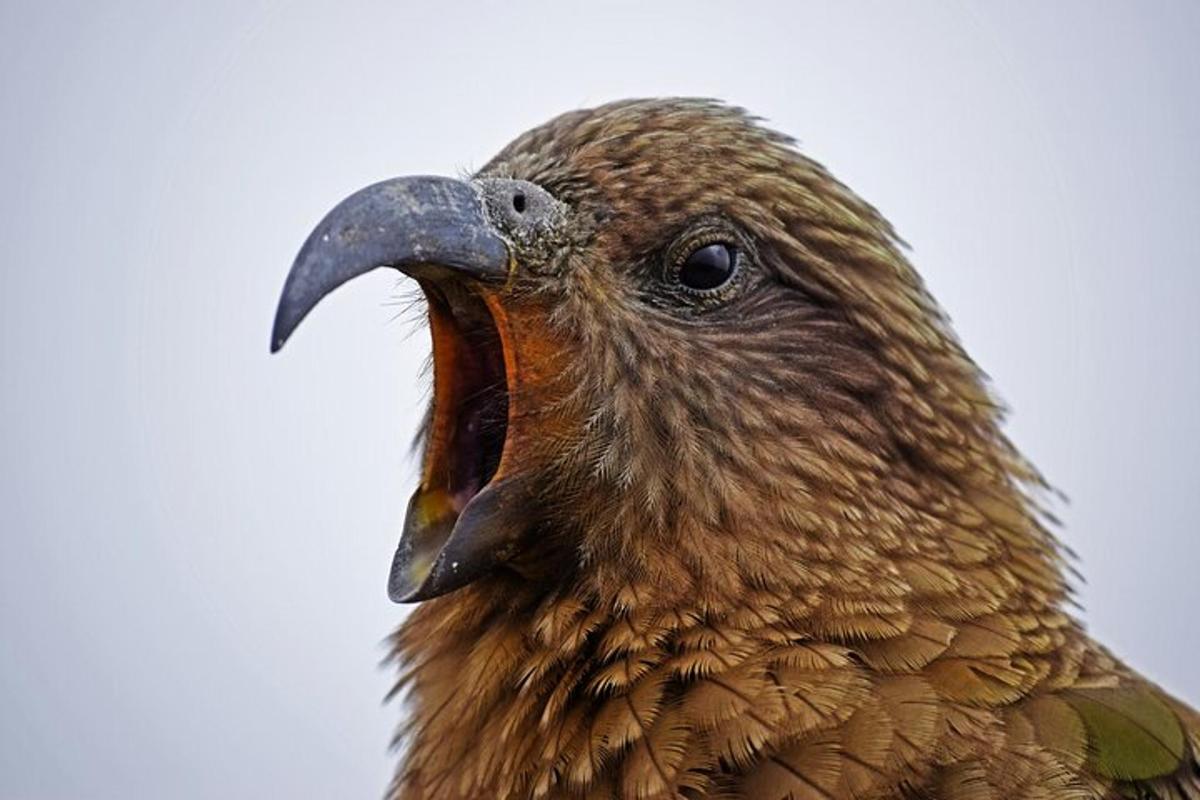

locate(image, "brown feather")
[[371, 99, 1199, 799]]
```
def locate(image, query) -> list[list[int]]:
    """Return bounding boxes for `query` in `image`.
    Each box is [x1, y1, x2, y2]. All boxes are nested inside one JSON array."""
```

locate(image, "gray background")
[[2, 1, 1197, 797]]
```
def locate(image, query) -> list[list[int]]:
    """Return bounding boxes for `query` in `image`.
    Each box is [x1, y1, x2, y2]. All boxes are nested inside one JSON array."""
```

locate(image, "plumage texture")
[[384, 99, 1198, 799]]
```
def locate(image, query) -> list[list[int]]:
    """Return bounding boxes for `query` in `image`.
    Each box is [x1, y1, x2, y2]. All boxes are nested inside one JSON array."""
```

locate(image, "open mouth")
[[417, 280, 511, 531], [391, 280, 513, 597], [270, 173, 548, 602]]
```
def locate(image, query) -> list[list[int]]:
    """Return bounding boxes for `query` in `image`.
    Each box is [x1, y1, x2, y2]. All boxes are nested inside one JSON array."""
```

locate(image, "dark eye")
[[678, 242, 736, 291]]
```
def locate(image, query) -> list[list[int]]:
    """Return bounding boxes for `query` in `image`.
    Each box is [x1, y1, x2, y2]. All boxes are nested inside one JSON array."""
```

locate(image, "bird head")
[[273, 99, 1054, 609]]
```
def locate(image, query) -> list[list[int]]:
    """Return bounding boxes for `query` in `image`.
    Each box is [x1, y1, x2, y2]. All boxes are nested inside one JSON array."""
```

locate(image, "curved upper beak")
[[273, 175, 530, 604], [271, 175, 509, 352]]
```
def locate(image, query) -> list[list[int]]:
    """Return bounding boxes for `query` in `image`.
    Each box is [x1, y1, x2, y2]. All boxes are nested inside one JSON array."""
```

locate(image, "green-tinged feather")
[[1065, 686, 1188, 781]]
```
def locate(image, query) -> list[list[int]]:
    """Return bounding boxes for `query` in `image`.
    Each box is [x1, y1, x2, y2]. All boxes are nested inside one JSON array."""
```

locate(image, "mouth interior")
[[422, 283, 510, 517]]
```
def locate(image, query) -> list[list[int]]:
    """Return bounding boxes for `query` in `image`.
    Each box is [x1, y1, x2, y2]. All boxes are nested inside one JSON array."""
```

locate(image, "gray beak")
[[271, 175, 509, 352]]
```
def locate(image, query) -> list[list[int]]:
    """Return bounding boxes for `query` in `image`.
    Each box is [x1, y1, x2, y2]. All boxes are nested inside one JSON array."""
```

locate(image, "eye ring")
[[658, 218, 753, 309]]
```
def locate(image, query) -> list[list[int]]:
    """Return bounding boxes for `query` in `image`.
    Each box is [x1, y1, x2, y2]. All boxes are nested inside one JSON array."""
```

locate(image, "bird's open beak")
[[272, 175, 533, 603]]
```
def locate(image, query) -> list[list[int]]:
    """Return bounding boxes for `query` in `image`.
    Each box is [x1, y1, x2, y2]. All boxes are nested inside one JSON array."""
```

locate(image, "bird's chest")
[[390, 602, 931, 800]]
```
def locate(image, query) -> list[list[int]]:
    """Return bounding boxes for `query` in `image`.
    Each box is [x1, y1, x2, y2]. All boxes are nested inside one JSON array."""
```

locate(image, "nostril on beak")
[[476, 177, 563, 235]]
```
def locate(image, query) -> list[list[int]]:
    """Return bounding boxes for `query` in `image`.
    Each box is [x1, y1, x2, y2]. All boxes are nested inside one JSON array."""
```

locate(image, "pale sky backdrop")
[[2, 2, 1197, 797]]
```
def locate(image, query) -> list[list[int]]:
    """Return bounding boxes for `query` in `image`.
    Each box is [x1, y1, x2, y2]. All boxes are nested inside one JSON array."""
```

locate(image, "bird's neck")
[[386, 491, 1071, 799]]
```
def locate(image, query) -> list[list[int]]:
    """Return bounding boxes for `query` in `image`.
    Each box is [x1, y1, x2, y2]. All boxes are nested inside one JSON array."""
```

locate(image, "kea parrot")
[[271, 99, 1199, 799]]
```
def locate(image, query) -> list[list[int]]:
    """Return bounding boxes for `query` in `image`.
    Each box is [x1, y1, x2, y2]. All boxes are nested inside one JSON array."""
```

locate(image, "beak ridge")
[[271, 175, 509, 352]]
